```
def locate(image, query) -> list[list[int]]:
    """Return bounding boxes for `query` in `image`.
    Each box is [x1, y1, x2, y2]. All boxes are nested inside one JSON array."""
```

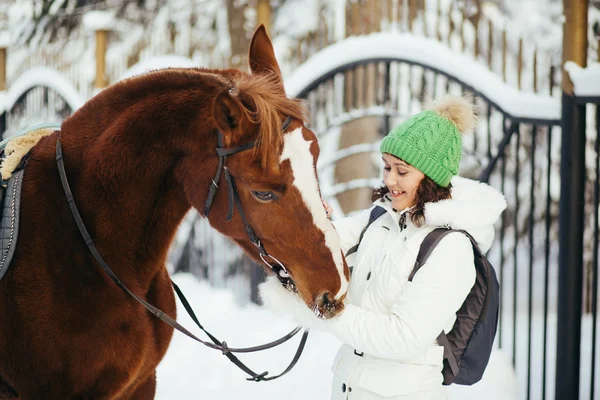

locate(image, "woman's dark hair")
[[371, 169, 452, 227]]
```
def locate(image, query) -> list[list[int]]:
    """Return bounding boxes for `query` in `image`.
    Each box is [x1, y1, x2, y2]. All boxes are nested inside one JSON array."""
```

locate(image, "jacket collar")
[[372, 176, 506, 251], [373, 194, 413, 230]]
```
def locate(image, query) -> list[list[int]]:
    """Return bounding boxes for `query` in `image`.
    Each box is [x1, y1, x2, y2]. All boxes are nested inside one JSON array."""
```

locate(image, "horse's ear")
[[213, 90, 243, 138], [249, 24, 282, 78]]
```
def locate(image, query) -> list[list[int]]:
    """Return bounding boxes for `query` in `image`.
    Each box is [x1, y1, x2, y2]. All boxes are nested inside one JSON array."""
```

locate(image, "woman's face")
[[382, 153, 425, 211]]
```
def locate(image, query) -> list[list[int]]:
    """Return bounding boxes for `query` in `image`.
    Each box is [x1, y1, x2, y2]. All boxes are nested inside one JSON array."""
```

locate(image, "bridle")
[[203, 116, 293, 288], [54, 115, 308, 382]]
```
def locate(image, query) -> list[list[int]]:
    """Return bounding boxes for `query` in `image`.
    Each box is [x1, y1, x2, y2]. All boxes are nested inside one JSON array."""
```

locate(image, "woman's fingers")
[[322, 199, 333, 218]]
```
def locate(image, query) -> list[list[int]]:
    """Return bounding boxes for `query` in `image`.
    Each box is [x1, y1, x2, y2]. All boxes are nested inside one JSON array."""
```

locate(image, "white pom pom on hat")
[[426, 94, 478, 134]]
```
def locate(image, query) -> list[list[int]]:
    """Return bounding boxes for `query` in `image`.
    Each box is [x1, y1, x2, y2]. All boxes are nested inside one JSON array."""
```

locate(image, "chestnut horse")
[[0, 26, 348, 399]]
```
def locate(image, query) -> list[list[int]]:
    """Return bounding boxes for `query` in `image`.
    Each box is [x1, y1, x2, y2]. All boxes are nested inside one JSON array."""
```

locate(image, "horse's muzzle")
[[315, 291, 345, 319]]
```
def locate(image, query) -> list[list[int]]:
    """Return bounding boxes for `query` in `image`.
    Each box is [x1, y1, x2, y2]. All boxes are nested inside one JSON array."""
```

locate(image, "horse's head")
[[184, 26, 348, 318]]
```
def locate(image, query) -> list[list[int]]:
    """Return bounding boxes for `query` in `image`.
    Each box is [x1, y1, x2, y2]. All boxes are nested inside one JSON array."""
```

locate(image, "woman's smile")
[[389, 189, 406, 198]]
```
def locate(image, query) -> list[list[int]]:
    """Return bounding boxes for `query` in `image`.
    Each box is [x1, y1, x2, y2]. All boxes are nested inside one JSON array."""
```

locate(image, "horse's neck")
[[53, 91, 222, 287], [39, 70, 235, 287], [57, 133, 194, 286]]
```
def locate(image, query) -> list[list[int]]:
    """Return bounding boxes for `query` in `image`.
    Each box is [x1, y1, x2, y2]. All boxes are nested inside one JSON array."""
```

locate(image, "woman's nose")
[[384, 174, 396, 186]]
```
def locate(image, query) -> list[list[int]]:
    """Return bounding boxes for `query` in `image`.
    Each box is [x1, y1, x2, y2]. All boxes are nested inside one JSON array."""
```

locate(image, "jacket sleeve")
[[331, 208, 373, 256], [321, 232, 477, 361]]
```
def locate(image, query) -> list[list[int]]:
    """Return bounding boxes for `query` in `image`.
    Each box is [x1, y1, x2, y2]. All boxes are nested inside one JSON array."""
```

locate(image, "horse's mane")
[[231, 73, 307, 168], [62, 68, 306, 170]]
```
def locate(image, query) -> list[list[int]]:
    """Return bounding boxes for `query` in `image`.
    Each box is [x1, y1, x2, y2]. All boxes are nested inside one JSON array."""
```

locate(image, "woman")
[[260, 95, 506, 400]]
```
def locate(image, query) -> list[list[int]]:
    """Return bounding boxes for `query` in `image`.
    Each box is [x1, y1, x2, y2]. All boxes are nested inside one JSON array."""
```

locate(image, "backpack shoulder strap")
[[408, 228, 455, 281], [455, 229, 484, 256], [437, 330, 460, 377], [345, 206, 386, 257], [407, 228, 484, 281]]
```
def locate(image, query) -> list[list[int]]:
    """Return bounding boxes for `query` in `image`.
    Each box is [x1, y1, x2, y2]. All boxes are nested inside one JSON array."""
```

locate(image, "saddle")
[[0, 124, 59, 282], [0, 155, 25, 281]]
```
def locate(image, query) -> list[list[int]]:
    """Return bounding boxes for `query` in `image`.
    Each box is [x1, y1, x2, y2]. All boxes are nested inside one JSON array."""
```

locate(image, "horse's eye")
[[251, 190, 277, 202]]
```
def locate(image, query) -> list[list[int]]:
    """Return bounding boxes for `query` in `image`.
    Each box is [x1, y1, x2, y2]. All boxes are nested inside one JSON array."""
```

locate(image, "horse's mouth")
[[272, 274, 344, 319], [312, 293, 345, 319]]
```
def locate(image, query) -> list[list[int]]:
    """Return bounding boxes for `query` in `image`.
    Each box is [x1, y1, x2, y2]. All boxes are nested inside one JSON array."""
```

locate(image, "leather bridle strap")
[[203, 116, 292, 218], [202, 137, 256, 217], [55, 132, 307, 382], [203, 116, 294, 283], [222, 166, 291, 284]]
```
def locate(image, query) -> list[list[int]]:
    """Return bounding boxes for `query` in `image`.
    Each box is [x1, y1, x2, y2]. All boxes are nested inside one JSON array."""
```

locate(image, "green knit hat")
[[380, 96, 477, 187]]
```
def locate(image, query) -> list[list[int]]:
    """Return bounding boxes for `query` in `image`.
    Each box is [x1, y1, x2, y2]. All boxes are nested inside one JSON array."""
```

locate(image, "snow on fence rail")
[[0, 67, 84, 114], [285, 32, 561, 123]]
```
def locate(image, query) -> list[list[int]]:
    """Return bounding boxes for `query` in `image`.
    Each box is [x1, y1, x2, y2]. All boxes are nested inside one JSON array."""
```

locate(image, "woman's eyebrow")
[[392, 160, 409, 167], [382, 157, 409, 167]]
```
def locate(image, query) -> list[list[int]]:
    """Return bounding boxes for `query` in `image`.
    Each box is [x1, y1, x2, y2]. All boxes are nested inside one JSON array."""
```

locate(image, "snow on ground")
[[156, 273, 518, 400], [155, 273, 340, 400]]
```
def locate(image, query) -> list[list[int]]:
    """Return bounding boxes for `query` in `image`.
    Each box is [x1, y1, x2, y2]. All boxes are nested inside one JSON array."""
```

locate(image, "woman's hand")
[[259, 276, 325, 330], [322, 199, 333, 219]]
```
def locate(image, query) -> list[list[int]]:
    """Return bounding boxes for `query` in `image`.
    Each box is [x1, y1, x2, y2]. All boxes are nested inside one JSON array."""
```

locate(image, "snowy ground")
[[156, 273, 518, 400]]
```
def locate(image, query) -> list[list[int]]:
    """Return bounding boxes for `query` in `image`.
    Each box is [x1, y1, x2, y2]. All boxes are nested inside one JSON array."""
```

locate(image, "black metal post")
[[555, 92, 586, 399], [0, 111, 5, 138]]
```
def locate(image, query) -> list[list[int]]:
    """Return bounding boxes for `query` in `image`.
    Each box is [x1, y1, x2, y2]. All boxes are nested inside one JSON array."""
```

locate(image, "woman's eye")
[[383, 167, 391, 171], [251, 190, 277, 202], [398, 171, 407, 176]]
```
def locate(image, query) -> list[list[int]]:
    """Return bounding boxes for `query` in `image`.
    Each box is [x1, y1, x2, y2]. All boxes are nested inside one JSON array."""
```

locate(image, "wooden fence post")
[[257, 0, 272, 34], [0, 31, 8, 92], [95, 29, 108, 89], [487, 19, 493, 69], [436, 0, 442, 41], [462, 12, 468, 51], [0, 46, 6, 92], [473, 0, 481, 58], [533, 49, 538, 93], [447, 1, 454, 47], [502, 28, 507, 82], [408, 0, 416, 32], [595, 21, 600, 61], [83, 11, 114, 91], [517, 38, 523, 89]]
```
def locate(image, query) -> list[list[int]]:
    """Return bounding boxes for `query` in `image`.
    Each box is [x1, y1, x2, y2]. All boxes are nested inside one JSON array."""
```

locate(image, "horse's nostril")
[[321, 292, 337, 308], [316, 292, 344, 318], [316, 291, 343, 318], [322, 292, 332, 306]]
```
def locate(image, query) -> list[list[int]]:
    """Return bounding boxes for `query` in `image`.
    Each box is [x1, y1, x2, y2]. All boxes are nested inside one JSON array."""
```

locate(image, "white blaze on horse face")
[[280, 128, 349, 300]]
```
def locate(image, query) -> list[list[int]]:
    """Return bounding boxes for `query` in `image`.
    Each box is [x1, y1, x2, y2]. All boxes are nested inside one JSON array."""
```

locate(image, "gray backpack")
[[346, 205, 500, 385]]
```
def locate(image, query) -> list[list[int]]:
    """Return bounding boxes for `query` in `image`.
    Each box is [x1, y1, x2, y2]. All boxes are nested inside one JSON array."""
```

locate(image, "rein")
[[54, 116, 308, 382]]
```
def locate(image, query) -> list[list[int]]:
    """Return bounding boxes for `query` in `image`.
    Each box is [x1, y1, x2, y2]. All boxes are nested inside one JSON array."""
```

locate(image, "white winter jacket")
[[323, 176, 506, 400]]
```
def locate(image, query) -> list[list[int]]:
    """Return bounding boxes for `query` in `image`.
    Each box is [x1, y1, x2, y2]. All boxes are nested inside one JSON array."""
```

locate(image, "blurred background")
[[0, 0, 599, 398]]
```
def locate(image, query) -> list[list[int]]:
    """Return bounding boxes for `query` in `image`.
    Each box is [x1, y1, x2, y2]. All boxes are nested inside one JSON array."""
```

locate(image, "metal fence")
[[294, 56, 569, 399], [567, 96, 600, 400], [587, 100, 600, 400], [0, 86, 75, 138]]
